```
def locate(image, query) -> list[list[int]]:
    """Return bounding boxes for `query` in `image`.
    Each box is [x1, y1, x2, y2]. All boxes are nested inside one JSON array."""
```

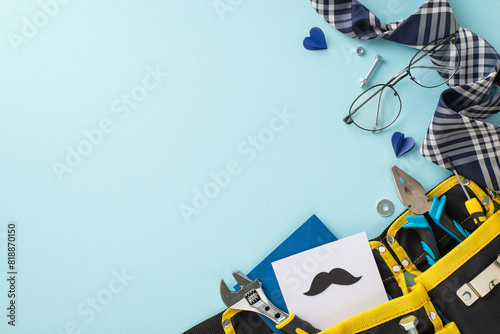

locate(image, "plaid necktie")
[[311, 0, 500, 191]]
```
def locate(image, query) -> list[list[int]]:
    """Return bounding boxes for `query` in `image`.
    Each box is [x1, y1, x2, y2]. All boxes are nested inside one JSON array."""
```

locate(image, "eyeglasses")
[[344, 34, 460, 132]]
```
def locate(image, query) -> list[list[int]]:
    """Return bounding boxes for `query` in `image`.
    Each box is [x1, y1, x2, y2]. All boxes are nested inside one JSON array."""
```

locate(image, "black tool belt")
[[184, 175, 500, 334]]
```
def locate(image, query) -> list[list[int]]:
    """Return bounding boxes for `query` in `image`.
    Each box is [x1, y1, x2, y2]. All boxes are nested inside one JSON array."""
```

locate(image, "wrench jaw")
[[220, 271, 261, 307], [220, 271, 289, 324], [232, 270, 254, 287]]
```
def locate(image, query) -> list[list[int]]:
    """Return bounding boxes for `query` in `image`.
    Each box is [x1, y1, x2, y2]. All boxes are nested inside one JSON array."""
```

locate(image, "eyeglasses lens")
[[408, 37, 460, 88], [349, 84, 401, 132]]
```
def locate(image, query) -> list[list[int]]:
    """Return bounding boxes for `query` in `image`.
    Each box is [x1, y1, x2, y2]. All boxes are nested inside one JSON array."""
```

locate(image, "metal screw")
[[428, 311, 437, 321], [399, 315, 419, 334], [402, 258, 411, 267], [360, 55, 382, 88], [387, 235, 395, 245], [378, 245, 386, 253], [482, 196, 492, 205]]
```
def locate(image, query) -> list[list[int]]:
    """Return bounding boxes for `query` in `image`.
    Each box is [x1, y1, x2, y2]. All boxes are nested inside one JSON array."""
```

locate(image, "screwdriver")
[[446, 157, 486, 226]]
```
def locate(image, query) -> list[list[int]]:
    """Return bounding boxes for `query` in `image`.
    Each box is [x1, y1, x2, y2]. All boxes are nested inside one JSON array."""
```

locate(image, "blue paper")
[[391, 131, 415, 157], [245, 215, 337, 333], [303, 27, 327, 50]]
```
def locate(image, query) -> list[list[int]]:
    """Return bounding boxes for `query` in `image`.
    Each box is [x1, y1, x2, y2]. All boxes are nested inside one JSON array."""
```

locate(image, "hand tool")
[[391, 166, 442, 265], [446, 156, 486, 227], [220, 271, 320, 334], [392, 166, 469, 244]]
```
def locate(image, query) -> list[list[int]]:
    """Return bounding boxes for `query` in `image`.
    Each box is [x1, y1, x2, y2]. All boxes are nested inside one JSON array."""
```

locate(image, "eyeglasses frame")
[[344, 34, 460, 132]]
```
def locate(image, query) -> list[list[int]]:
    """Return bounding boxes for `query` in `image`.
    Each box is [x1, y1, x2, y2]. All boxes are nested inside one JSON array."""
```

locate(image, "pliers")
[[220, 271, 320, 334], [391, 166, 469, 265]]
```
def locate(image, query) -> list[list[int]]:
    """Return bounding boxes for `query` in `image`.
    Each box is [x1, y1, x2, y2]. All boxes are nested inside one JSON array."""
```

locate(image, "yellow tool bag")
[[215, 176, 500, 334]]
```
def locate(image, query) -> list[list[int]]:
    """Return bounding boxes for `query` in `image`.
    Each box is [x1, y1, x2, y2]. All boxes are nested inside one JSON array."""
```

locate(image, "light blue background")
[[1, 1, 500, 333]]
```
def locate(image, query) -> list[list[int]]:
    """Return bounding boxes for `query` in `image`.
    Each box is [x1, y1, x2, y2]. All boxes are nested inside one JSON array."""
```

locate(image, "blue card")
[[244, 215, 337, 332]]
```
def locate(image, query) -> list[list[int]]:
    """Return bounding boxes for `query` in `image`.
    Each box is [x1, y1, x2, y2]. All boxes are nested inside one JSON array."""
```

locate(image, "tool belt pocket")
[[414, 210, 500, 334], [317, 282, 460, 334], [352, 176, 500, 334], [320, 177, 500, 334]]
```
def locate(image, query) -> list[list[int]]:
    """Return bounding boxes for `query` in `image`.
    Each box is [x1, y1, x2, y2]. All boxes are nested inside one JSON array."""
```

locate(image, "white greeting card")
[[272, 232, 388, 330]]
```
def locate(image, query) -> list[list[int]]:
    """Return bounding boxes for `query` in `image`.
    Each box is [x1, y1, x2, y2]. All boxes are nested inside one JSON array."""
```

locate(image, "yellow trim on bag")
[[221, 308, 240, 334], [423, 301, 443, 332], [438, 322, 461, 333], [428, 176, 457, 198], [275, 313, 294, 329], [370, 241, 409, 294], [415, 211, 500, 291], [319, 283, 431, 334]]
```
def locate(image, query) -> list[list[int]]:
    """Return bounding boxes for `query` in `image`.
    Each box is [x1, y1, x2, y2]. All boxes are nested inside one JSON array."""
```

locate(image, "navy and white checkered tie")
[[311, 0, 500, 191]]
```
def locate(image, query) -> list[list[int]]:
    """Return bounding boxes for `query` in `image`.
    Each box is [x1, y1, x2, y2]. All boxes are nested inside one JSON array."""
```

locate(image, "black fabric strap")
[[182, 311, 225, 334]]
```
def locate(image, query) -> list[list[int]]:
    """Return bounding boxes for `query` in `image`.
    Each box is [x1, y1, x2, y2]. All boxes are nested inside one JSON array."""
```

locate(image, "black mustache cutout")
[[303, 268, 362, 296]]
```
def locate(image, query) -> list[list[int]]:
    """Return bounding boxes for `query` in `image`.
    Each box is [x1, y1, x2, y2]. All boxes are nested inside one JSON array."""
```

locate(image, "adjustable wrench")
[[220, 271, 320, 334]]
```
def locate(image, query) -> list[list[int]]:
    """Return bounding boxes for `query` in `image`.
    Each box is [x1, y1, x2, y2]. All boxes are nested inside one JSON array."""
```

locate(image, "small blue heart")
[[392, 132, 415, 158], [303, 27, 327, 50]]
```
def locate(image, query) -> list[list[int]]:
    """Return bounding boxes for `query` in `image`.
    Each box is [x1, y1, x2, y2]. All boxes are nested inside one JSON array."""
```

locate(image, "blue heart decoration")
[[303, 27, 327, 50], [392, 132, 415, 158]]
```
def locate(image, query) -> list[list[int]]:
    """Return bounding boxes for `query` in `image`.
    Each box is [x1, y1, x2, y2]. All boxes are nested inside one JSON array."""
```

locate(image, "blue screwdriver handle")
[[403, 216, 441, 265], [428, 196, 469, 243]]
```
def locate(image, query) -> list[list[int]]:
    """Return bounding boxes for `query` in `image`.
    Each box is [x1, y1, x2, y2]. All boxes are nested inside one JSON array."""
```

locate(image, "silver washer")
[[377, 199, 394, 217]]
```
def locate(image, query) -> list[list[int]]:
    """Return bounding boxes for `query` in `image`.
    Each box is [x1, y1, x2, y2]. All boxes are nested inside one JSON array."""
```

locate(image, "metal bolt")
[[393, 265, 401, 272], [428, 311, 437, 321], [360, 55, 382, 88], [387, 235, 395, 245], [402, 258, 411, 267], [399, 315, 419, 334], [482, 196, 492, 205], [461, 178, 470, 186], [378, 245, 386, 253]]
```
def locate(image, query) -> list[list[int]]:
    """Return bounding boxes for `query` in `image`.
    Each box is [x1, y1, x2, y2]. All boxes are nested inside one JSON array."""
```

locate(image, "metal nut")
[[356, 46, 365, 55]]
